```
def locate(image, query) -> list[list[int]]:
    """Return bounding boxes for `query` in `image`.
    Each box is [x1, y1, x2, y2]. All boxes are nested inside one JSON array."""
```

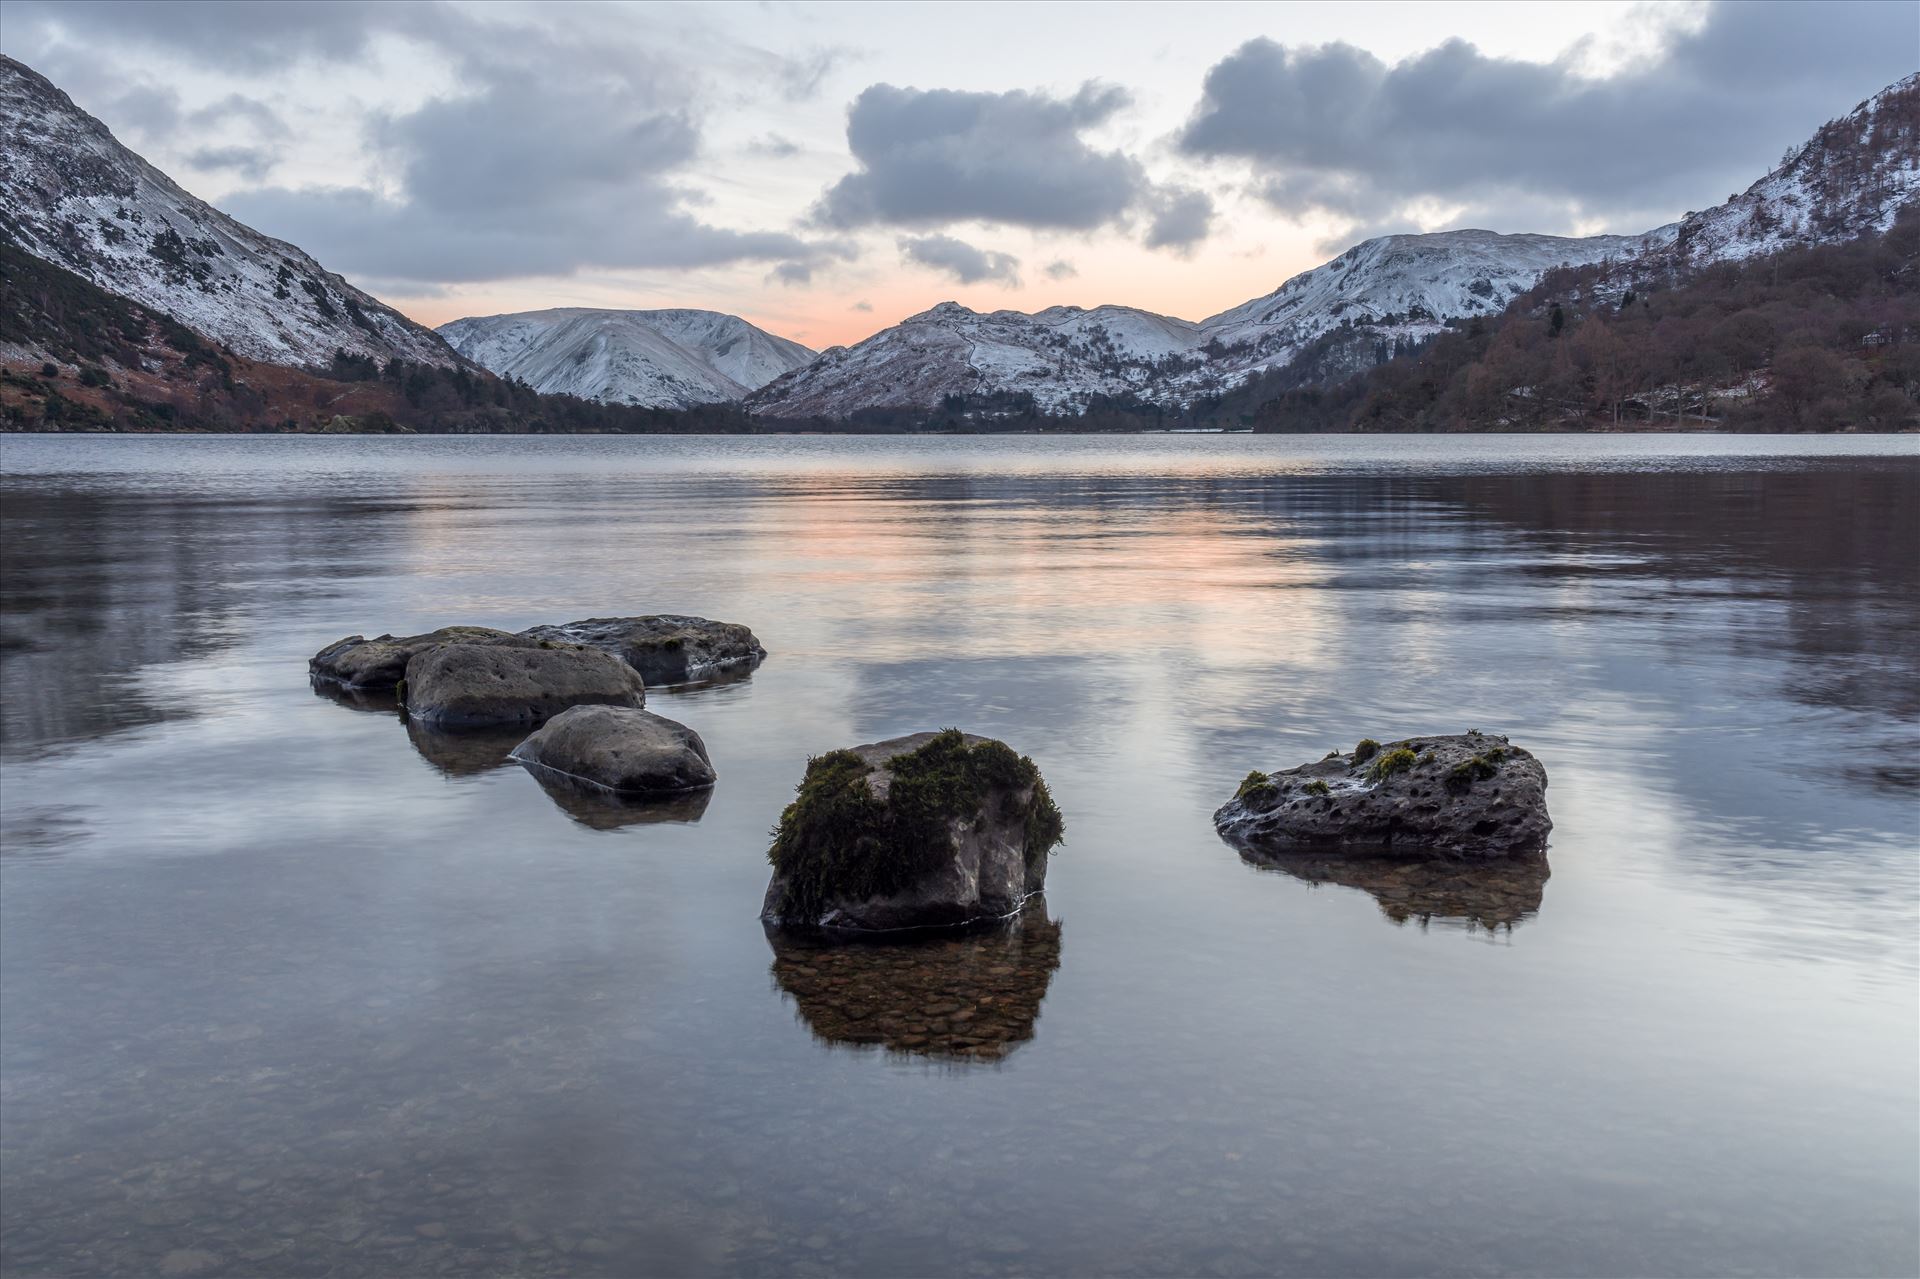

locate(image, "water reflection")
[[1231, 843, 1551, 934], [766, 906, 1063, 1063], [403, 721, 527, 778], [519, 764, 714, 829]]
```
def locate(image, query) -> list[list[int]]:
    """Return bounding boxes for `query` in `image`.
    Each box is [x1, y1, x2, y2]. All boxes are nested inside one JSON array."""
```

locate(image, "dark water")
[[1, 434, 1916, 1278]]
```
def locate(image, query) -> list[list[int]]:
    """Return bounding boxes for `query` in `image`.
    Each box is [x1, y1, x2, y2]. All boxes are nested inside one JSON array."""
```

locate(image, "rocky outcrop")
[[765, 905, 1062, 1062], [517, 615, 765, 685], [509, 705, 715, 795], [760, 730, 1064, 931], [308, 626, 516, 690], [1214, 732, 1551, 859], [401, 643, 646, 728]]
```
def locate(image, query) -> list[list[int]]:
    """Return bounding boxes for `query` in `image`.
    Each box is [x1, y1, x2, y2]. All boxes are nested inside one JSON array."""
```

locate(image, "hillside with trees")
[[0, 244, 751, 434], [1239, 208, 1919, 434]]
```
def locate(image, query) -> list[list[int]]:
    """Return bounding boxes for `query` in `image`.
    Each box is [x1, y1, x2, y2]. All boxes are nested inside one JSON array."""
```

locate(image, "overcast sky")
[[2, 0, 1913, 347]]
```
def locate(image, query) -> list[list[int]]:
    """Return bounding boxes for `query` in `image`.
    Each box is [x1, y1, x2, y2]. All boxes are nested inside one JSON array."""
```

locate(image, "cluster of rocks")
[[310, 615, 762, 804], [314, 619, 1559, 1057]]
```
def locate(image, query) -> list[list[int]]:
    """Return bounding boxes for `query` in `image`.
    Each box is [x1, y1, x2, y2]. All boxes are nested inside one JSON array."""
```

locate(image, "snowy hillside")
[[439, 308, 814, 409], [1668, 74, 1919, 266], [746, 301, 1220, 417], [0, 56, 457, 370], [1198, 228, 1670, 381], [750, 230, 1665, 418]]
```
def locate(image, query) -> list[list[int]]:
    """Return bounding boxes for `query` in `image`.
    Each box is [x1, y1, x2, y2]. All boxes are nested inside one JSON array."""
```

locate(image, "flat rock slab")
[[1214, 732, 1551, 859], [509, 704, 716, 795], [761, 729, 1063, 932], [402, 643, 646, 728], [517, 615, 765, 685], [308, 626, 516, 690]]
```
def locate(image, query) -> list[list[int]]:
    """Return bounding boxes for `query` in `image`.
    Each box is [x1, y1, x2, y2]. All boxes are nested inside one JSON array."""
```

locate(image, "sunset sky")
[[2, 0, 1912, 349]]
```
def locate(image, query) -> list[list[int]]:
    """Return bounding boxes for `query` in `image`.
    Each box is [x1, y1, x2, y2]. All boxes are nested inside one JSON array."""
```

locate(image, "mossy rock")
[[1214, 732, 1551, 859], [761, 729, 1063, 932]]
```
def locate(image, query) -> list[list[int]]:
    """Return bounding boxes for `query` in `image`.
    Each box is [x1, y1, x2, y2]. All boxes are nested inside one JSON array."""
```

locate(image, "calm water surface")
[[2, 433, 1917, 1278]]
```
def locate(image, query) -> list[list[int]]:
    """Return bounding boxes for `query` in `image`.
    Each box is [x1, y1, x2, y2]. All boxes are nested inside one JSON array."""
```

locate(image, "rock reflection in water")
[[517, 763, 713, 829], [1234, 844, 1551, 933], [766, 905, 1062, 1062], [403, 720, 528, 778], [308, 675, 400, 716]]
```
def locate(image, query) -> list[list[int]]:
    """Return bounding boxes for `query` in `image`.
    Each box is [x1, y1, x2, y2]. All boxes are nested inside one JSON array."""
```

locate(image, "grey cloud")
[[1143, 186, 1214, 253], [899, 235, 1021, 287], [186, 93, 290, 140], [767, 261, 815, 286], [747, 133, 802, 158], [185, 144, 275, 181], [815, 82, 1146, 231], [1, 0, 398, 71], [4, 2, 841, 286], [1178, 0, 1919, 233], [851, 299, 874, 311], [1043, 259, 1078, 280], [778, 48, 844, 102]]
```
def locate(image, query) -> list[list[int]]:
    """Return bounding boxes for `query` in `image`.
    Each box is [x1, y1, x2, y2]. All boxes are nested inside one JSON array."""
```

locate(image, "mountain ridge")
[[439, 307, 815, 409], [0, 55, 458, 371]]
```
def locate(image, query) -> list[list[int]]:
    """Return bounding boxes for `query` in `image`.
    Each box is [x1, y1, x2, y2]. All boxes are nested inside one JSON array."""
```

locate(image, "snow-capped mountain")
[[1669, 73, 1919, 266], [1198, 228, 1670, 379], [754, 76, 1919, 420], [0, 55, 456, 370], [749, 230, 1663, 418], [439, 308, 814, 409], [743, 301, 1215, 418]]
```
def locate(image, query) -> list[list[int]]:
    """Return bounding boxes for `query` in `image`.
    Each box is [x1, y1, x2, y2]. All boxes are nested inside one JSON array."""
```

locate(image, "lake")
[[1, 433, 1916, 1278]]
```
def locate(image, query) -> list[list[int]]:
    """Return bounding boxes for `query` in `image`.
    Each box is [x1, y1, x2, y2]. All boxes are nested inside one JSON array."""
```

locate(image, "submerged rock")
[[1214, 732, 1551, 858], [308, 626, 516, 690], [402, 643, 646, 728], [760, 729, 1064, 931], [509, 705, 716, 795], [517, 615, 765, 686], [766, 904, 1062, 1062]]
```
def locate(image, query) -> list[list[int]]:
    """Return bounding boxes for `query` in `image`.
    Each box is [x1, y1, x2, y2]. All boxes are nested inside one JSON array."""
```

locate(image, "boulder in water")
[[308, 626, 515, 690], [1214, 732, 1551, 859], [517, 615, 765, 686], [509, 705, 716, 795], [402, 642, 646, 728], [760, 729, 1063, 931]]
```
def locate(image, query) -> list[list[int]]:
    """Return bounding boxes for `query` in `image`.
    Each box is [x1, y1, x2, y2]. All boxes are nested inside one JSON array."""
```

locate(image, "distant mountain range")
[[1, 53, 1914, 426], [439, 308, 814, 410], [752, 75, 1917, 419], [746, 229, 1670, 419]]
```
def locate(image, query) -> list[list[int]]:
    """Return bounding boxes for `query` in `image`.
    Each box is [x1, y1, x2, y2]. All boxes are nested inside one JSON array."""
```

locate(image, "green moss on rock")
[[767, 729, 1063, 921], [1353, 738, 1381, 764], [1236, 770, 1280, 803], [1367, 747, 1418, 782]]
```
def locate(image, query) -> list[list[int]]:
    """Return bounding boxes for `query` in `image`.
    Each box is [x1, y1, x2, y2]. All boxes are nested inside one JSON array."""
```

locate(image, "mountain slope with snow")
[[1198, 228, 1670, 381], [1668, 74, 1919, 266], [438, 308, 814, 409], [0, 56, 457, 370]]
